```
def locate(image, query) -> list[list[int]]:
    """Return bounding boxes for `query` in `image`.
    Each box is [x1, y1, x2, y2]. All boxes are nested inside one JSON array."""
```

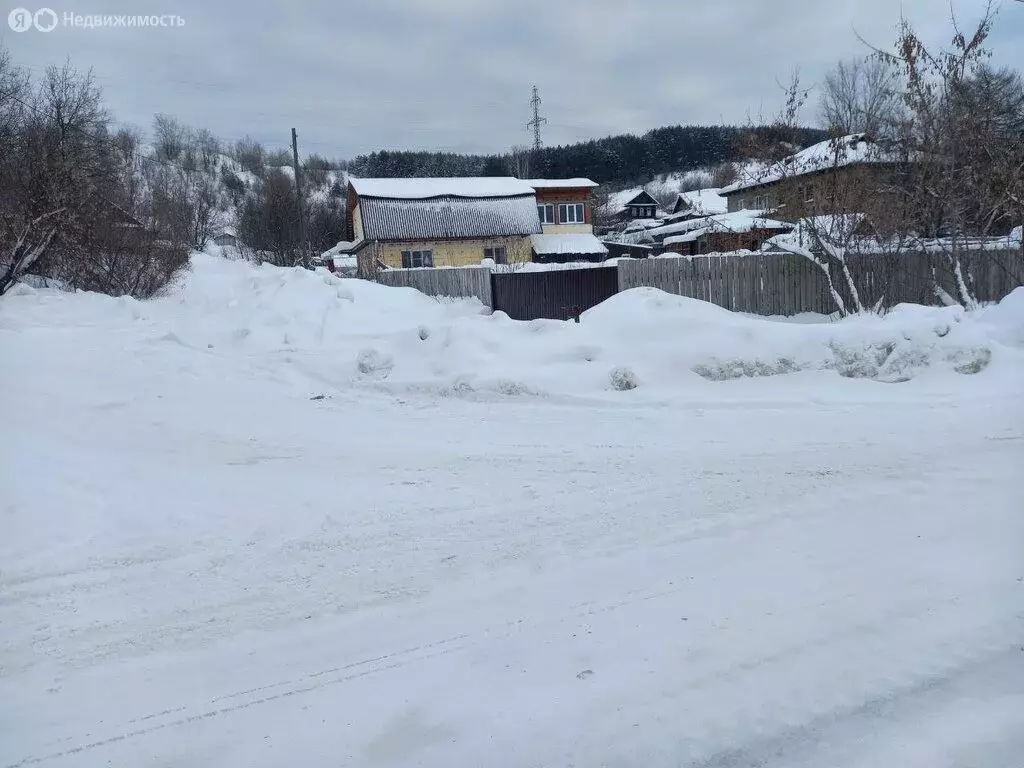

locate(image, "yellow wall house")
[[347, 177, 543, 276]]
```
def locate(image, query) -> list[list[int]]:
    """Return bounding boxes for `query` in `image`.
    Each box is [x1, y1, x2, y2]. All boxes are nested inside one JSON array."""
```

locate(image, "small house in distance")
[[657, 211, 794, 256], [601, 188, 663, 232], [346, 177, 542, 275], [666, 188, 728, 221], [213, 227, 238, 248]]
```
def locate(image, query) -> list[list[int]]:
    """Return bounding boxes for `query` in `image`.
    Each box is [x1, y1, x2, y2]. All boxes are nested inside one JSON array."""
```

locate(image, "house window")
[[558, 203, 585, 224], [754, 194, 769, 210], [400, 249, 433, 268], [737, 198, 747, 210], [483, 246, 507, 264], [538, 204, 554, 224]]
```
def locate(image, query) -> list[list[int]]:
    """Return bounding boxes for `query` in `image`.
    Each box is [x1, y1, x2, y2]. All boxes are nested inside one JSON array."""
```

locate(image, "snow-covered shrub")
[[693, 358, 800, 381], [609, 366, 639, 391], [947, 347, 991, 375]]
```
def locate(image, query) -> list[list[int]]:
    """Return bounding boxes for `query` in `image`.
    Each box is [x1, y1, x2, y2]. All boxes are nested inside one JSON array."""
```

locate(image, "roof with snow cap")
[[721, 134, 903, 196], [349, 177, 536, 200], [530, 234, 609, 256], [670, 188, 728, 217], [525, 178, 599, 189], [659, 212, 793, 246], [647, 210, 790, 241]]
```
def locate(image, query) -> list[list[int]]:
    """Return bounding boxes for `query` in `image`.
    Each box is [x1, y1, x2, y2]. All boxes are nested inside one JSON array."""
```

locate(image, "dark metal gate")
[[490, 267, 619, 321]]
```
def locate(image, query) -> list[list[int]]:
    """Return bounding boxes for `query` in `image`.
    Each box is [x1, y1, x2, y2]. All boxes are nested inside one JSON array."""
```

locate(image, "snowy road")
[[4, 381, 1023, 765], [2, 270, 1023, 766]]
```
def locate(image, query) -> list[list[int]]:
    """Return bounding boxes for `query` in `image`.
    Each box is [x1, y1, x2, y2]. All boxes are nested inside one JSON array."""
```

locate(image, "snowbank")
[[3, 254, 1021, 401]]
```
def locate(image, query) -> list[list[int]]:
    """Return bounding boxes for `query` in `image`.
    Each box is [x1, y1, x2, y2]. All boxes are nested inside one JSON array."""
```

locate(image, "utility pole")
[[291, 127, 309, 269], [525, 85, 547, 153]]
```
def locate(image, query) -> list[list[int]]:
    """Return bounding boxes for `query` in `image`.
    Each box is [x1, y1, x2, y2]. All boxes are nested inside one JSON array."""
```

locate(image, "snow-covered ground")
[[2, 257, 1023, 767]]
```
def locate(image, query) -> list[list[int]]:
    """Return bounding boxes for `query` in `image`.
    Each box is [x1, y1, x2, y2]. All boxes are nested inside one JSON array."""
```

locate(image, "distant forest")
[[346, 125, 828, 187]]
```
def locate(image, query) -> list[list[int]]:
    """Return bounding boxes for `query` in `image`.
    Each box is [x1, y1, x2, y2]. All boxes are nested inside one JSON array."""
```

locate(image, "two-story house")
[[525, 179, 608, 263], [347, 177, 542, 275]]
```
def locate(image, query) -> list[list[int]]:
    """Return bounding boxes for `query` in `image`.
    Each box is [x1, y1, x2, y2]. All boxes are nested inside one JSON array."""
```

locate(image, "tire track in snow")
[[3, 580, 701, 767]]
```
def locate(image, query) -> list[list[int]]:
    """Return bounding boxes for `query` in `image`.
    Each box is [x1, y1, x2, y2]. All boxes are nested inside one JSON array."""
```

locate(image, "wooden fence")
[[376, 248, 1021, 319], [376, 266, 492, 307], [491, 267, 619, 321], [618, 248, 1022, 315]]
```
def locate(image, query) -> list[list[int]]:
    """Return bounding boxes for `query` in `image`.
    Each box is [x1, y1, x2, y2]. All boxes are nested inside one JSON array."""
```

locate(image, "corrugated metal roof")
[[359, 195, 542, 241]]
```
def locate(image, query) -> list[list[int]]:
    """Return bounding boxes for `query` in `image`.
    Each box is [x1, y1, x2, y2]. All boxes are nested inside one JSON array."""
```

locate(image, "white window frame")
[[400, 249, 434, 268], [538, 204, 554, 224], [558, 202, 585, 224]]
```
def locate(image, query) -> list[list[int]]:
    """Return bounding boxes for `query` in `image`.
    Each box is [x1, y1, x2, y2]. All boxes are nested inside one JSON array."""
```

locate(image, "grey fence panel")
[[377, 266, 493, 307], [619, 248, 1021, 316]]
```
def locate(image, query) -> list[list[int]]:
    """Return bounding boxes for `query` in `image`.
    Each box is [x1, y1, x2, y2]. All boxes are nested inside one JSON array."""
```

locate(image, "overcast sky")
[[4, 0, 1023, 159]]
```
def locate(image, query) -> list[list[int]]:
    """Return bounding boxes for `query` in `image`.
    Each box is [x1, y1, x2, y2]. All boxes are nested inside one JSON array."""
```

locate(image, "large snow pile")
[[3, 255, 1022, 401]]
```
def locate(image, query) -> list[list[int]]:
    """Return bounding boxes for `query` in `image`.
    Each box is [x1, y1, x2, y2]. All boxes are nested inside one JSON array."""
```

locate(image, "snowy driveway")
[[3, 358, 1023, 766]]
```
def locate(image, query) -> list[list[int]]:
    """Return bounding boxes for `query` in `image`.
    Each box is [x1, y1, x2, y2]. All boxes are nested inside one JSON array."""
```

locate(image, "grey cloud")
[[4, 0, 1022, 158]]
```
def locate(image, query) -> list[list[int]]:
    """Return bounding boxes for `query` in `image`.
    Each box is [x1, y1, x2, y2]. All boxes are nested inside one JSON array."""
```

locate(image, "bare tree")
[[194, 128, 221, 172], [0, 51, 188, 298], [872, 1, 1024, 307], [234, 136, 265, 175], [736, 71, 899, 316], [738, 69, 813, 164], [819, 57, 902, 136], [237, 168, 301, 267], [710, 162, 738, 188], [507, 145, 533, 179], [590, 185, 615, 234], [152, 113, 188, 162], [0, 209, 67, 296]]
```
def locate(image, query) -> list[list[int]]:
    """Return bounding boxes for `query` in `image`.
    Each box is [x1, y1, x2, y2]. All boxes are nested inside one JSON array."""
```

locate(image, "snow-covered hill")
[[2, 257, 1023, 767]]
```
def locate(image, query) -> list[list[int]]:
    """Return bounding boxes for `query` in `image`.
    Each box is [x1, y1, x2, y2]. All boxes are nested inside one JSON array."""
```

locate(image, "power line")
[[526, 85, 547, 152]]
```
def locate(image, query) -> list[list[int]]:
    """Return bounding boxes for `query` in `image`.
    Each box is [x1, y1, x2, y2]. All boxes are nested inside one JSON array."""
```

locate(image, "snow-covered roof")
[[525, 178, 599, 189], [331, 255, 358, 269], [654, 211, 793, 244], [622, 218, 663, 233], [359, 196, 542, 241], [604, 187, 642, 215], [217, 226, 237, 238], [648, 210, 765, 240], [321, 239, 365, 259], [349, 177, 536, 199], [721, 134, 902, 196], [663, 229, 710, 246], [671, 188, 727, 217], [602, 187, 662, 216], [530, 233, 609, 256]]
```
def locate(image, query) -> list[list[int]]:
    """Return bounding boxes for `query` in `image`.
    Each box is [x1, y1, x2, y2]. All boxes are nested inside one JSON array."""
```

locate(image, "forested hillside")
[[348, 125, 827, 186]]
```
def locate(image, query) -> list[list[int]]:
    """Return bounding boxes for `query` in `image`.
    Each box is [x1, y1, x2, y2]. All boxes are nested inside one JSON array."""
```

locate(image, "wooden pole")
[[291, 127, 309, 269]]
